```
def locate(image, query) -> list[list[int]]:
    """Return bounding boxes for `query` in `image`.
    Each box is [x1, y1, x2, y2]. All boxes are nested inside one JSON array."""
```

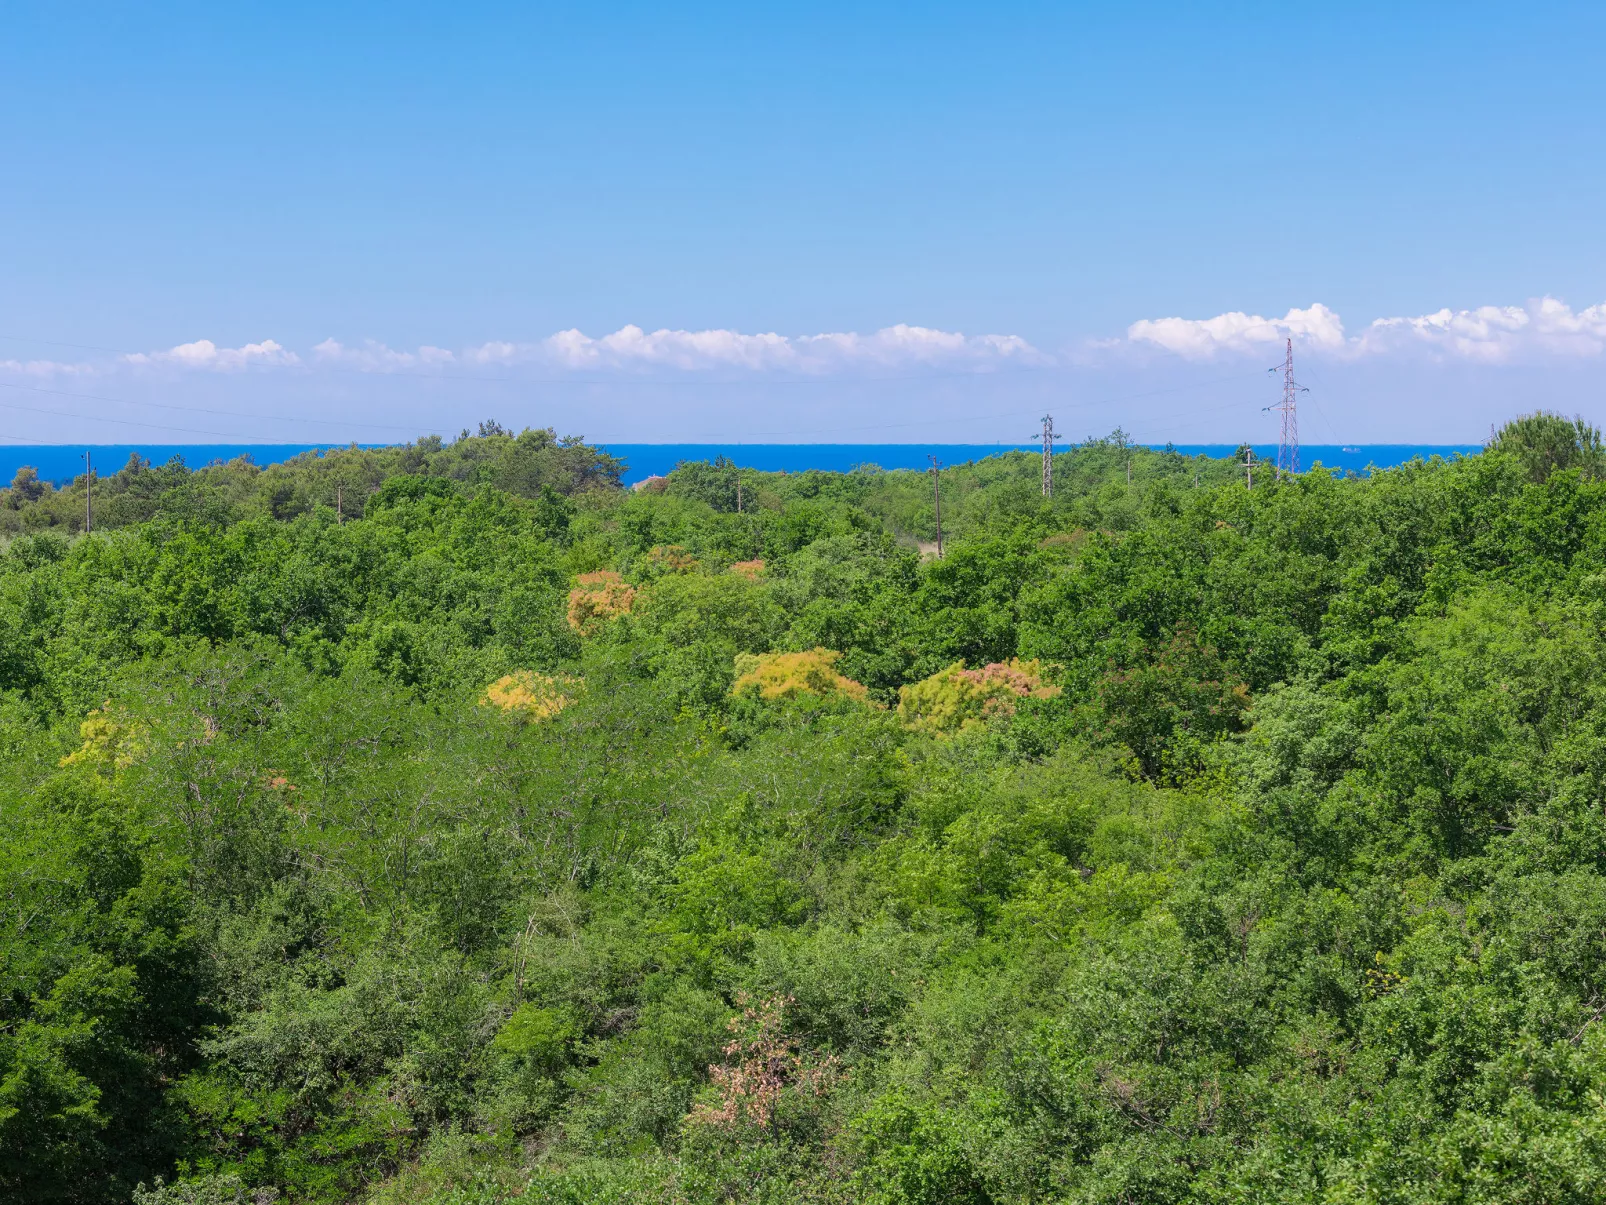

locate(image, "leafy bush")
[[1492, 410, 1605, 482], [896, 658, 1058, 735], [567, 571, 636, 634], [731, 648, 870, 703], [480, 671, 581, 721]]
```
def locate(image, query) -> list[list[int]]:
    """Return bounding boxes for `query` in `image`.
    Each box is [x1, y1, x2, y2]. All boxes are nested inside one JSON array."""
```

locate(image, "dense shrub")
[[897, 658, 1058, 734], [2, 427, 1604, 1204]]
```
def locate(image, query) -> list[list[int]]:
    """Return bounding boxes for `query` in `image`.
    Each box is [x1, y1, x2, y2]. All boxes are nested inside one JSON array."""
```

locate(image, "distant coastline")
[[0, 441, 1486, 488]]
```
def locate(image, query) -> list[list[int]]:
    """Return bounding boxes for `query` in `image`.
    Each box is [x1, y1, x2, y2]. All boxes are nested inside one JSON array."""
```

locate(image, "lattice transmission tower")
[[1270, 338, 1307, 478], [1037, 413, 1061, 496]]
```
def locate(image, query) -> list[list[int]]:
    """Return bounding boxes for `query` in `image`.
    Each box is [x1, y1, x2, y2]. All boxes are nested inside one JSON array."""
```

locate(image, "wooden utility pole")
[[1244, 447, 1255, 490], [82, 450, 93, 533], [928, 455, 943, 558], [336, 484, 344, 523]]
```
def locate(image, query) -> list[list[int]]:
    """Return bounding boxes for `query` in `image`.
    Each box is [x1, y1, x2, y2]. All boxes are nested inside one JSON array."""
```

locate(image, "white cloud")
[[463, 341, 520, 365], [39, 302, 1605, 387], [536, 323, 1044, 372], [0, 356, 93, 377], [1127, 297, 1606, 363], [313, 339, 456, 370], [1127, 304, 1346, 359], [541, 325, 795, 370], [124, 338, 300, 371], [6, 325, 1042, 381], [1360, 297, 1606, 362]]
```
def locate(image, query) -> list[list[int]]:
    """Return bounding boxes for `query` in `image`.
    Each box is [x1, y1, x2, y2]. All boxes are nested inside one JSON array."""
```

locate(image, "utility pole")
[[336, 483, 344, 523], [1244, 447, 1254, 490], [1036, 414, 1060, 497], [1268, 338, 1305, 478], [928, 455, 944, 558], [82, 450, 93, 533]]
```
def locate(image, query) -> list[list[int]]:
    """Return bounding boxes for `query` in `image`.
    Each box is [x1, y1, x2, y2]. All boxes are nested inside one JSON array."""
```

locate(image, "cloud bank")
[[7, 301, 1603, 384], [535, 323, 1040, 372], [4, 324, 1042, 382], [314, 323, 1044, 374], [122, 338, 300, 371], [0, 306, 1600, 447], [1127, 297, 1606, 362], [1127, 304, 1347, 358]]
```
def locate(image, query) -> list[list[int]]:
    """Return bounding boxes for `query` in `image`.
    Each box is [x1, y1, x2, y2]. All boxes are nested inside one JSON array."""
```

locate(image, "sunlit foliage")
[[566, 570, 636, 634], [480, 671, 581, 722], [647, 544, 700, 574], [896, 658, 1059, 734], [57, 700, 148, 771], [731, 647, 870, 703]]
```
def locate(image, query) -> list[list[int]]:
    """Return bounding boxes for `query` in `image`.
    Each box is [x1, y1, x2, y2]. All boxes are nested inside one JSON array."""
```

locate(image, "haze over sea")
[[1, 443, 1485, 488]]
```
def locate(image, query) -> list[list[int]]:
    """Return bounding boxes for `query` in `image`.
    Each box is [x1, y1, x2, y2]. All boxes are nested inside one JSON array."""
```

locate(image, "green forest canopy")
[[6, 413, 1606, 1204]]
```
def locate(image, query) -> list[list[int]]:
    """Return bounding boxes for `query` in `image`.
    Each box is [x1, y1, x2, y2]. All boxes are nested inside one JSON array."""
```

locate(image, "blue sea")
[[0, 442, 1485, 488], [600, 444, 1486, 483], [0, 444, 375, 487]]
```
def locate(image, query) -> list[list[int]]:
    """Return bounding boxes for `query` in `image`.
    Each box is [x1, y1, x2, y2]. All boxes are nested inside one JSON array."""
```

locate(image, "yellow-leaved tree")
[[481, 671, 582, 722], [731, 648, 869, 703], [59, 701, 147, 773], [897, 659, 1059, 735]]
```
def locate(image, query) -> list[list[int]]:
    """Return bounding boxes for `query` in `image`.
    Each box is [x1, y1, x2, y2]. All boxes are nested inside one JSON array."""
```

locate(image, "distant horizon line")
[[0, 439, 1490, 488], [0, 440, 1486, 449]]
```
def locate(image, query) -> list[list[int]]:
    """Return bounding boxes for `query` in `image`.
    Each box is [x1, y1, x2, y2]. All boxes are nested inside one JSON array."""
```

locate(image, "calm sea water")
[[602, 444, 1486, 483], [0, 442, 1485, 488], [0, 444, 367, 487]]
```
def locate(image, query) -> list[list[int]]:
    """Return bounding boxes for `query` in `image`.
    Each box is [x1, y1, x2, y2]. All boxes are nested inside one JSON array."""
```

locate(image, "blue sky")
[[2, 1, 1603, 445]]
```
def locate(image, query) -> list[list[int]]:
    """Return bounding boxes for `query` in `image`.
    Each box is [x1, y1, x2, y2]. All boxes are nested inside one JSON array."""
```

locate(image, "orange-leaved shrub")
[[481, 670, 582, 722], [566, 570, 636, 634], [731, 648, 868, 703], [897, 658, 1060, 735]]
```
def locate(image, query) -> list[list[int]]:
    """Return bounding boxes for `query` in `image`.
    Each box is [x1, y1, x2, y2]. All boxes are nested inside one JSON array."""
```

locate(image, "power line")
[[586, 370, 1270, 443], [0, 333, 527, 385], [0, 393, 276, 440], [0, 335, 1278, 447], [0, 332, 1064, 388], [1285, 361, 1355, 448], [0, 331, 1254, 391], [0, 379, 432, 434], [1078, 394, 1284, 448]]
